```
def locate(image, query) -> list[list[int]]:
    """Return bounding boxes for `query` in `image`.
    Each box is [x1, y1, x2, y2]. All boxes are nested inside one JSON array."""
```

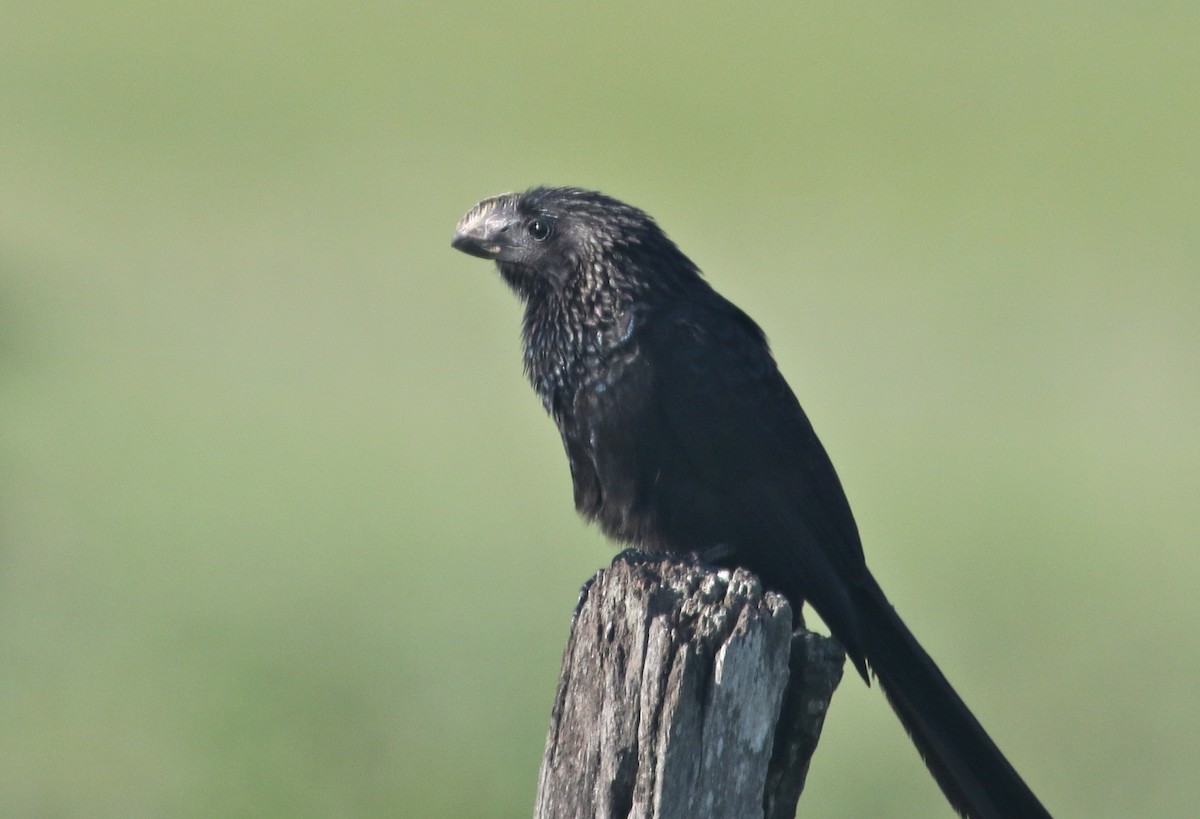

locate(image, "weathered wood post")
[[535, 555, 845, 819]]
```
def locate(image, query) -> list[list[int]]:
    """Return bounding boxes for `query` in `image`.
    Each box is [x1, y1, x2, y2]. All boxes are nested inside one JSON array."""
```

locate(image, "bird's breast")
[[524, 301, 642, 418]]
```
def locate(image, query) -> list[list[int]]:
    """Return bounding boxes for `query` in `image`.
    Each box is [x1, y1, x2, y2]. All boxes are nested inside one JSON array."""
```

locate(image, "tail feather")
[[854, 581, 1052, 819]]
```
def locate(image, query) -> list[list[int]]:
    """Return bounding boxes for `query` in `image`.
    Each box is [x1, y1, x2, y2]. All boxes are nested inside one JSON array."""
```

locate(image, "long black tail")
[[853, 578, 1052, 819]]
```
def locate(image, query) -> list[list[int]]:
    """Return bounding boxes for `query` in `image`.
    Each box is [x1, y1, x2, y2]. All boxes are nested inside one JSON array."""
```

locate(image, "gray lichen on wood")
[[534, 554, 845, 819]]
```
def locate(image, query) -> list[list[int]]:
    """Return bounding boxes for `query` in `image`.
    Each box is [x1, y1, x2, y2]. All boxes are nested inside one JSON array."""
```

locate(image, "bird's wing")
[[633, 296, 871, 654]]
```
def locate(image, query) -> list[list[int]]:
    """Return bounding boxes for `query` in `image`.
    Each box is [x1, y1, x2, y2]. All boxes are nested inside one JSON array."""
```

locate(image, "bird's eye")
[[527, 218, 552, 241]]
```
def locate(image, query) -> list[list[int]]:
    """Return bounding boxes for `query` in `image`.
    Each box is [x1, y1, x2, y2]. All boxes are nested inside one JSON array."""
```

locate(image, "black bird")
[[452, 186, 1052, 819]]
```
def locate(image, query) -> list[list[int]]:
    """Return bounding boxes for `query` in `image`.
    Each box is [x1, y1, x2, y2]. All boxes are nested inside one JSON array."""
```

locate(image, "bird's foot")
[[611, 547, 658, 567]]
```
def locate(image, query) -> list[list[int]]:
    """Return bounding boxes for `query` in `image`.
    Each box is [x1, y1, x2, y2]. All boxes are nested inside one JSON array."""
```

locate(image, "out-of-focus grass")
[[2, 4, 1198, 817]]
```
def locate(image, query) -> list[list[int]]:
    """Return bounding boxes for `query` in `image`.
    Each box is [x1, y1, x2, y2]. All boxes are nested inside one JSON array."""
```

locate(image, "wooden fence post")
[[535, 554, 845, 819]]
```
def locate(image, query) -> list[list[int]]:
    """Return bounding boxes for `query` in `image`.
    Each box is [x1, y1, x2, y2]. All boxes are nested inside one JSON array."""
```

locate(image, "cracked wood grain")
[[534, 554, 845, 819]]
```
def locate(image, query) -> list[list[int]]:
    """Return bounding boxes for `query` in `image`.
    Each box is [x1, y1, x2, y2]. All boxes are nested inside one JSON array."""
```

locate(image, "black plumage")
[[452, 186, 1052, 819]]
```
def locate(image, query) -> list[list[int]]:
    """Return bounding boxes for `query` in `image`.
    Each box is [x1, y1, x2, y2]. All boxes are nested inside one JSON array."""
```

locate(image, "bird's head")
[[452, 187, 700, 300]]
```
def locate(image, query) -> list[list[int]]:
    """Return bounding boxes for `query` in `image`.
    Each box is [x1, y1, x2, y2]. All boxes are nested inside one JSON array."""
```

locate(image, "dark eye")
[[526, 218, 552, 241]]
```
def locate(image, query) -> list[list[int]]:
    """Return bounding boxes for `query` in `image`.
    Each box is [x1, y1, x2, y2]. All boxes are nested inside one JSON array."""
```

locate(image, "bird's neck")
[[520, 275, 638, 420]]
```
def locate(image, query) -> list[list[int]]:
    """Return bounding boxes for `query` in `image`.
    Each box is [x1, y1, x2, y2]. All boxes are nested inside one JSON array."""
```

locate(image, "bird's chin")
[[497, 260, 540, 295]]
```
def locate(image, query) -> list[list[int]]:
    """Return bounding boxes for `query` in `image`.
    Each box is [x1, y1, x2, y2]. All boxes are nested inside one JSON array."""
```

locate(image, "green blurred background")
[[3, 3, 1197, 817]]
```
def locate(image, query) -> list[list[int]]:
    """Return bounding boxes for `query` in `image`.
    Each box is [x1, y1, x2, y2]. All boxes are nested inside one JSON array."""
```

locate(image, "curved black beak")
[[452, 193, 517, 260]]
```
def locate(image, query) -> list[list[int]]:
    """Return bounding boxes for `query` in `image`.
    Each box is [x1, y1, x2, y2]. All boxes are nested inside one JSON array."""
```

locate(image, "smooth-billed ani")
[[452, 186, 1052, 819]]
